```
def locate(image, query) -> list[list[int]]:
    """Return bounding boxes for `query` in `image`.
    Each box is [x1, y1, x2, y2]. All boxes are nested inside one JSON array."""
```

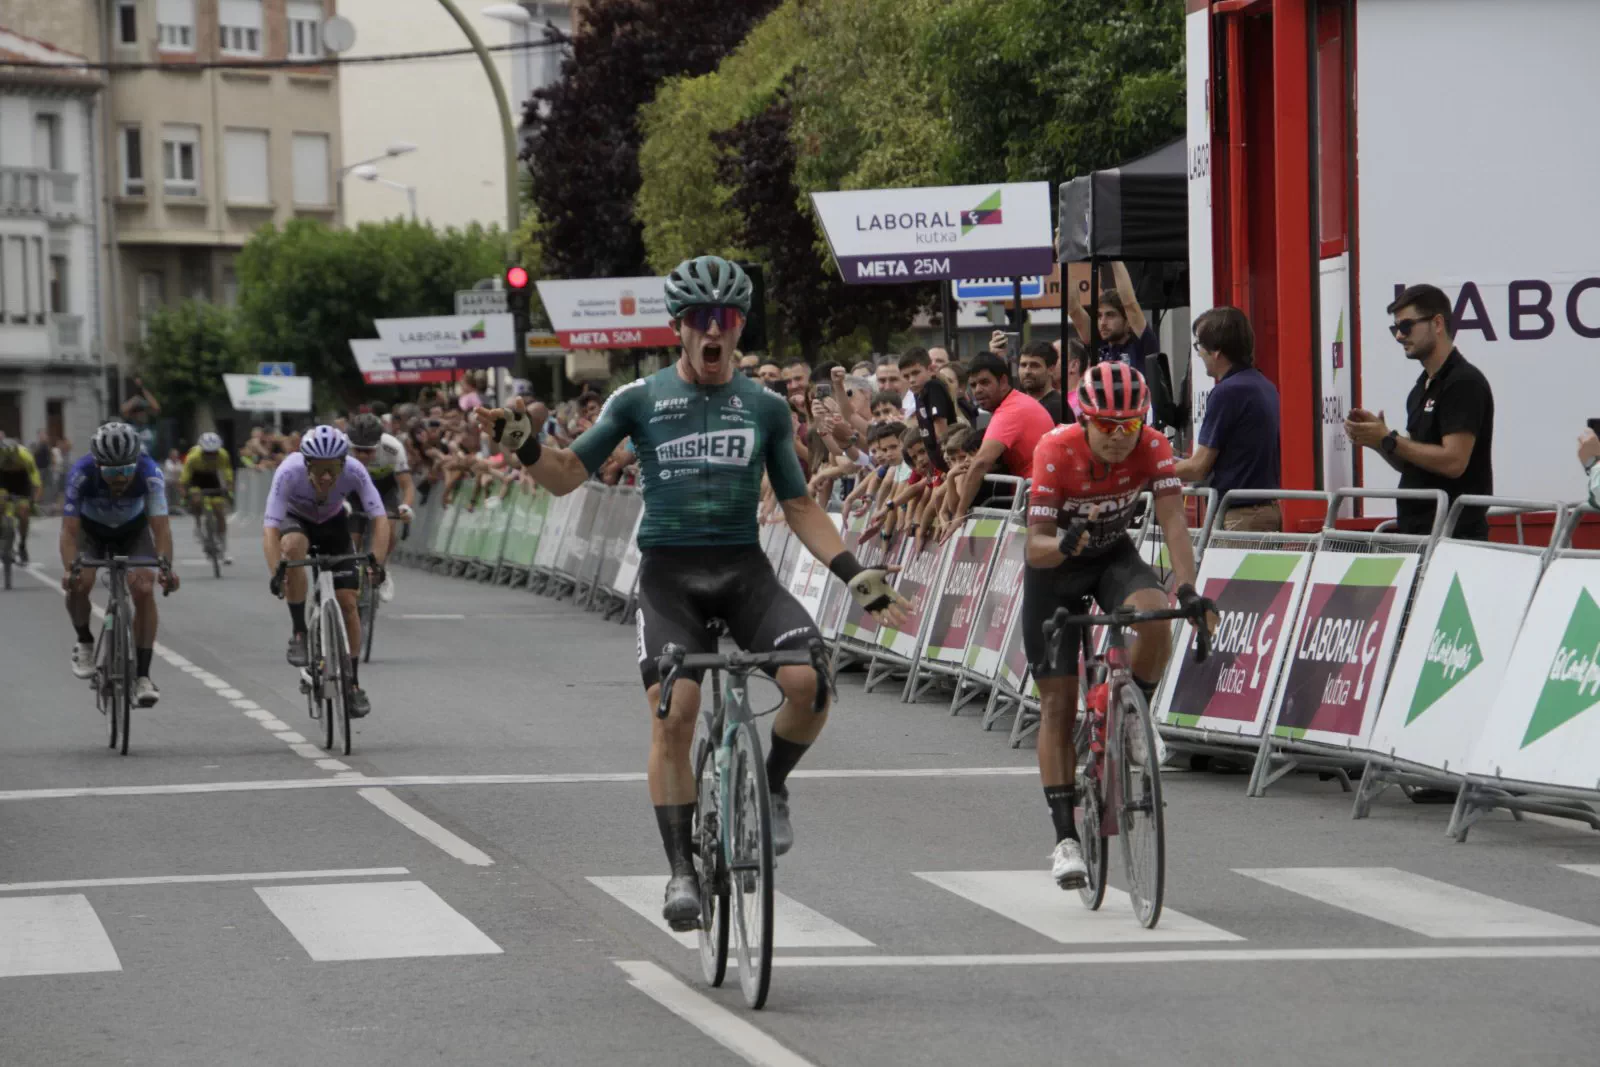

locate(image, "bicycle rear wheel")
[[306, 617, 333, 751], [728, 721, 774, 1009], [693, 730, 729, 987], [1116, 685, 1165, 928]]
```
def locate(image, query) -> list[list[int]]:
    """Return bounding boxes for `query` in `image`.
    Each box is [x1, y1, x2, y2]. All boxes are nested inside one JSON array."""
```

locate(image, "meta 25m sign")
[[810, 181, 1055, 286]]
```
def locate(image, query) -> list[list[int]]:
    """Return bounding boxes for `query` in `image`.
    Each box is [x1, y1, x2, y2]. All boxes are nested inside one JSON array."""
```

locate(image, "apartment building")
[[0, 19, 107, 449]]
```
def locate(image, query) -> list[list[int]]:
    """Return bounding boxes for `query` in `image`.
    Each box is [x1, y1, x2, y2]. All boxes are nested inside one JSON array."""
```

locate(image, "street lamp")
[[352, 164, 419, 222], [481, 4, 532, 24], [336, 141, 418, 224], [427, 0, 523, 235]]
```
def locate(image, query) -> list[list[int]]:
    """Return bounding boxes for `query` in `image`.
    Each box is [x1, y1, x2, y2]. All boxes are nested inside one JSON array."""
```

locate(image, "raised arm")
[[1112, 261, 1147, 337]]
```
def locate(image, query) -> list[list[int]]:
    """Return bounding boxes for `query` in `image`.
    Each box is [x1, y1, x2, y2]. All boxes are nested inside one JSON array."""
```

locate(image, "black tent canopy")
[[1057, 138, 1188, 264]]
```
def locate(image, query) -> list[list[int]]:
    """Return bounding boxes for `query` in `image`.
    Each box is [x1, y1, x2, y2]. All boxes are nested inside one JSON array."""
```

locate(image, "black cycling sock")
[[1134, 676, 1158, 706], [1044, 785, 1078, 843], [654, 803, 696, 876], [766, 732, 811, 795], [348, 658, 359, 687], [288, 601, 306, 634], [73, 623, 93, 644], [135, 647, 153, 679]]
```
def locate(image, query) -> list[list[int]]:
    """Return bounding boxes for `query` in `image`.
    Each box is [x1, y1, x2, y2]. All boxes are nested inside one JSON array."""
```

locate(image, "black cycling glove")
[[1176, 582, 1216, 621]]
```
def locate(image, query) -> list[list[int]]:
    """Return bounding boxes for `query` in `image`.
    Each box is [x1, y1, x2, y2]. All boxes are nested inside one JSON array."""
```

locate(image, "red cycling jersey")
[[1027, 424, 1181, 557]]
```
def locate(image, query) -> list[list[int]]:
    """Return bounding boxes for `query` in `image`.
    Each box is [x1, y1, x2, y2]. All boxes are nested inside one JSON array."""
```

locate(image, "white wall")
[[337, 0, 521, 231], [1356, 0, 1600, 507]]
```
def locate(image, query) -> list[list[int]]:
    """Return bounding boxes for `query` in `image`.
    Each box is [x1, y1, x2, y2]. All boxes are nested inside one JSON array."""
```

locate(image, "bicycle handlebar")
[[1043, 602, 1213, 670], [654, 642, 833, 720], [70, 554, 175, 596]]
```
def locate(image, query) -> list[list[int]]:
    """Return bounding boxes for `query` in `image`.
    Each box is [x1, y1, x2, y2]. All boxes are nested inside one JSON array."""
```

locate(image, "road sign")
[[525, 331, 563, 357], [456, 289, 508, 317], [224, 374, 312, 413], [953, 276, 1045, 302], [257, 362, 295, 377]]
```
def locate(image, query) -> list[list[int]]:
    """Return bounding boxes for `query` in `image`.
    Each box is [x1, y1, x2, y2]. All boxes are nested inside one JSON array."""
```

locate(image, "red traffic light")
[[505, 265, 530, 289]]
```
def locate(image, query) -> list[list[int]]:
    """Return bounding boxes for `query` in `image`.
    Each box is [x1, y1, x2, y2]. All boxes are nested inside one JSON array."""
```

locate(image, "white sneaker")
[[378, 572, 396, 602], [70, 642, 95, 679], [1050, 839, 1089, 890], [223, 553, 234, 565], [134, 676, 160, 707]]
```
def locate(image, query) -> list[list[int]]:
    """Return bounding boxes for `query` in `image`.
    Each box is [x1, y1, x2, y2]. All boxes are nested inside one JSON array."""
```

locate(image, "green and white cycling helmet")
[[663, 255, 752, 318]]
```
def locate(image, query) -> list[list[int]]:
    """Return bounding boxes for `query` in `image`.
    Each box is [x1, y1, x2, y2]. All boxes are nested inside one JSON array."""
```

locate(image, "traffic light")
[[505, 265, 531, 319]]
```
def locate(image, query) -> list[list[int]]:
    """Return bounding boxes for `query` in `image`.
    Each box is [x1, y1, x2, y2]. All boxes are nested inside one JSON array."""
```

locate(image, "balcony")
[[0, 167, 79, 222], [53, 313, 84, 352]]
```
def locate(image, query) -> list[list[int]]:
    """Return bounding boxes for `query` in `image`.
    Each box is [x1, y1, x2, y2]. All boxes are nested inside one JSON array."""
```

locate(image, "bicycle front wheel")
[[1075, 774, 1108, 911], [1116, 685, 1165, 928], [728, 721, 774, 1009], [115, 612, 134, 756], [359, 574, 377, 664], [693, 728, 729, 987], [209, 512, 222, 579], [322, 601, 351, 756]]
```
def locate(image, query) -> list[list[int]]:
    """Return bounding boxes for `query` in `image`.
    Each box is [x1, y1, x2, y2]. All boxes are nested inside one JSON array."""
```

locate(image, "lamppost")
[[352, 164, 419, 222], [335, 141, 417, 226], [433, 1, 526, 235]]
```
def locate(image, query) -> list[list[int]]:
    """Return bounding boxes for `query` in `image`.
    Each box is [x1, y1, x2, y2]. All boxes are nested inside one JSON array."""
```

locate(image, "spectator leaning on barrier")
[[900, 347, 957, 470], [948, 351, 1054, 526], [1175, 306, 1282, 531], [1346, 283, 1495, 540]]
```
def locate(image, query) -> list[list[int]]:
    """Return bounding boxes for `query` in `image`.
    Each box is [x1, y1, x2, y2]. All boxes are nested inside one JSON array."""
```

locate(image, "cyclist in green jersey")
[[478, 256, 906, 929]]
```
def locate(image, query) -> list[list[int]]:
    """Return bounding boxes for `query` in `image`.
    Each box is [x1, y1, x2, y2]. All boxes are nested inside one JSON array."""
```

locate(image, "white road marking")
[[257, 881, 502, 962], [218, 688, 242, 699], [0, 894, 122, 977], [771, 945, 1600, 967], [616, 961, 817, 1067], [915, 871, 1241, 944], [0, 768, 1041, 803], [315, 759, 350, 772], [0, 868, 409, 893], [1235, 867, 1600, 939], [1560, 865, 1600, 879], [290, 743, 325, 760], [589, 876, 873, 949], [399, 613, 464, 620], [273, 731, 308, 744], [357, 788, 494, 867]]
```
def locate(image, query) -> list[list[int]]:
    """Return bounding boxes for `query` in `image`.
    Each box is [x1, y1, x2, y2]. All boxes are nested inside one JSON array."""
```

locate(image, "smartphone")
[[815, 383, 833, 400], [1005, 331, 1023, 355]]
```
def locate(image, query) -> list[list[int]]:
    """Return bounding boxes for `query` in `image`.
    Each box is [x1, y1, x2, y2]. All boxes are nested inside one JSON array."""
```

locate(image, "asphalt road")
[[3, 515, 1600, 1067]]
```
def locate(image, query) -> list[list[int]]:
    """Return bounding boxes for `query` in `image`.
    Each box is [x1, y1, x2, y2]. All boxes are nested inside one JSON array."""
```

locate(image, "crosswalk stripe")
[[0, 894, 122, 978], [1561, 865, 1600, 880], [256, 881, 503, 961], [587, 876, 874, 949], [913, 871, 1242, 944], [1235, 867, 1600, 939]]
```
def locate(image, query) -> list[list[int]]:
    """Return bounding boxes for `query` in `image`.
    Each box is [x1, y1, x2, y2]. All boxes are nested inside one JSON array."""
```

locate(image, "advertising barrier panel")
[[597, 491, 642, 594], [924, 517, 1004, 665], [1466, 556, 1600, 790], [556, 485, 602, 580], [965, 523, 1027, 680], [1156, 548, 1312, 737], [876, 537, 952, 660], [1268, 553, 1418, 748], [839, 528, 898, 645], [1367, 541, 1541, 771], [817, 515, 866, 642], [611, 503, 646, 598], [534, 490, 575, 571]]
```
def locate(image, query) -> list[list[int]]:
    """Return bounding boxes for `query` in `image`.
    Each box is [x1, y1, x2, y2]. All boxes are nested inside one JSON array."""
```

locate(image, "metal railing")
[[0, 166, 77, 218]]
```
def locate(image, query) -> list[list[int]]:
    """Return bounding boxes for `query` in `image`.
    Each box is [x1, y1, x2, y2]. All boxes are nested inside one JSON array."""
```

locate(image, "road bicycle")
[[70, 553, 172, 755], [0, 489, 16, 590], [355, 512, 405, 664], [191, 489, 230, 578], [656, 641, 831, 1010], [276, 553, 372, 756], [1044, 601, 1210, 928]]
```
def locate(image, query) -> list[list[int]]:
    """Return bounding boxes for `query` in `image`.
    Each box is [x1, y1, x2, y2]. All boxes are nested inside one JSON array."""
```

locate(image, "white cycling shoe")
[[134, 676, 160, 708], [70, 642, 95, 679], [378, 573, 396, 603], [1050, 839, 1089, 890]]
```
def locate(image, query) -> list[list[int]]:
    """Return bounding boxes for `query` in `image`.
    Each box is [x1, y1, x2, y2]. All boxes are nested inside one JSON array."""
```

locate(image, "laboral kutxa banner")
[[877, 536, 953, 660], [535, 277, 677, 349], [348, 338, 452, 385], [1156, 548, 1311, 737], [966, 523, 1027, 681], [1466, 556, 1600, 790], [373, 314, 516, 370], [1269, 553, 1419, 748], [1367, 541, 1541, 772], [811, 181, 1054, 285], [923, 517, 1004, 665]]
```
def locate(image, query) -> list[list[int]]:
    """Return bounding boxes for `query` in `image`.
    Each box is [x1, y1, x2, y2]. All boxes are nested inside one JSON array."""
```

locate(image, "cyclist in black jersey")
[[478, 256, 907, 929]]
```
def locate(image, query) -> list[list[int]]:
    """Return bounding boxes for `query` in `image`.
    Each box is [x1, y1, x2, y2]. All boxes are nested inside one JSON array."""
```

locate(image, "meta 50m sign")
[[811, 182, 1054, 285]]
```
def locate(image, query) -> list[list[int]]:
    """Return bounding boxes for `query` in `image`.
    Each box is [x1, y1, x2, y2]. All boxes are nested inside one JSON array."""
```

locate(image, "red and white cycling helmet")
[[1077, 361, 1149, 420]]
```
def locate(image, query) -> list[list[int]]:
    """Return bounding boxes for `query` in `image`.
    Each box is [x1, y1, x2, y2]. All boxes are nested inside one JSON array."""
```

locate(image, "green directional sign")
[[246, 377, 280, 396], [1523, 588, 1600, 748], [1406, 574, 1484, 724]]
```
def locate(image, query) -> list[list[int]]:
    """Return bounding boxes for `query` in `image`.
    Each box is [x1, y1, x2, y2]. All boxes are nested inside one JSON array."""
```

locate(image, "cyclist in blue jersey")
[[61, 422, 179, 706], [478, 256, 907, 930]]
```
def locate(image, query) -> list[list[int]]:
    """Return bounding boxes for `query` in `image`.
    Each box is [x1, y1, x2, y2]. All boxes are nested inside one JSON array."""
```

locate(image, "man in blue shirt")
[[1174, 307, 1282, 530], [61, 422, 179, 706]]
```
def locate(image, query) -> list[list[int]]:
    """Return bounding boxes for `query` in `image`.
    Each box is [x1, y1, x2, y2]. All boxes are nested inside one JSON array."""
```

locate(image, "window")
[[2, 238, 24, 324], [121, 127, 144, 195], [219, 0, 263, 56], [33, 113, 61, 171], [291, 132, 330, 205], [224, 129, 269, 203], [157, 0, 194, 51], [221, 269, 239, 307], [288, 1, 323, 60], [137, 271, 164, 340], [31, 238, 45, 324], [49, 256, 67, 315], [162, 124, 200, 197], [116, 0, 138, 46]]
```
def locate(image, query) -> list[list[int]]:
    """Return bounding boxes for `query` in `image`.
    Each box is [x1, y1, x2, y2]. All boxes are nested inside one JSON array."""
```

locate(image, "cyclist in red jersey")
[[1022, 362, 1216, 889]]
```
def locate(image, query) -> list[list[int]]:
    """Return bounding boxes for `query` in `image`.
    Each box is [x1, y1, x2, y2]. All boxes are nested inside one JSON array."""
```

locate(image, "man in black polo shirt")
[[1345, 283, 1494, 540], [1175, 307, 1281, 529]]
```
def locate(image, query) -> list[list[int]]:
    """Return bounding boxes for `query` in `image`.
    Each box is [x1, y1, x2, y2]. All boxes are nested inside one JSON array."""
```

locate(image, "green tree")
[[234, 219, 506, 408], [135, 300, 246, 423]]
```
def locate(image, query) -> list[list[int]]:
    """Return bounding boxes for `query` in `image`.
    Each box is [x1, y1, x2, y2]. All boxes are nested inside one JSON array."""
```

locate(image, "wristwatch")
[[1380, 430, 1399, 456]]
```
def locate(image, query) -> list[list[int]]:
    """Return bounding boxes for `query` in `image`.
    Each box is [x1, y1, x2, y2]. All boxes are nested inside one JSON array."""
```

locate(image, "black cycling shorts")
[[1022, 536, 1163, 679], [0, 470, 36, 497], [634, 545, 820, 688], [186, 470, 225, 492], [348, 481, 399, 540], [77, 519, 157, 565], [278, 512, 361, 590]]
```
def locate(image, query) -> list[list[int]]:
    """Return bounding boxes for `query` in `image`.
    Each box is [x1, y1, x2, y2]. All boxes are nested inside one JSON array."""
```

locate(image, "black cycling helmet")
[[663, 255, 753, 318], [348, 413, 384, 448]]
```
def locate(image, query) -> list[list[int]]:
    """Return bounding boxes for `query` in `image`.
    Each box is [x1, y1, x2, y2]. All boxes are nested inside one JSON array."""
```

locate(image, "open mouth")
[[701, 343, 724, 368]]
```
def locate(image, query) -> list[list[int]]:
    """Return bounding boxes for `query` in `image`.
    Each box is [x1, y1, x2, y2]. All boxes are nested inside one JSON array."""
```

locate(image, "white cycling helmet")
[[300, 425, 350, 461], [198, 431, 223, 453], [91, 422, 143, 466]]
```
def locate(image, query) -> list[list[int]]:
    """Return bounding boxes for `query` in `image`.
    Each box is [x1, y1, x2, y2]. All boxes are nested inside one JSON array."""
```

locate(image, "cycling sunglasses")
[[99, 463, 138, 479], [306, 459, 345, 476], [1086, 415, 1144, 437], [682, 305, 745, 333]]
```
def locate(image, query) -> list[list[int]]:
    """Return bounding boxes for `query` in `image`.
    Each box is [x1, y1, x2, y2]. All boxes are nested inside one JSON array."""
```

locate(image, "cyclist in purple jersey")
[[263, 428, 390, 718]]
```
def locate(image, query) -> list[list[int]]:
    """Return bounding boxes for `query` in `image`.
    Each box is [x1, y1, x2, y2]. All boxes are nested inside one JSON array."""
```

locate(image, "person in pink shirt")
[[947, 351, 1054, 528], [457, 375, 485, 414]]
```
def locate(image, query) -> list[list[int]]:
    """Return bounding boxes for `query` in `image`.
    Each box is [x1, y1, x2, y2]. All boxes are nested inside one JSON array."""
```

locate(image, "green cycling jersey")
[[569, 367, 808, 548]]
